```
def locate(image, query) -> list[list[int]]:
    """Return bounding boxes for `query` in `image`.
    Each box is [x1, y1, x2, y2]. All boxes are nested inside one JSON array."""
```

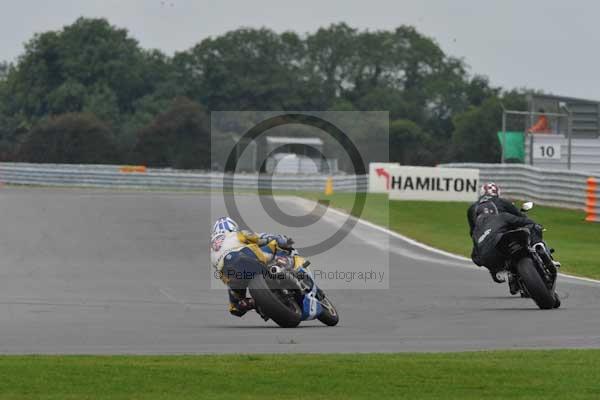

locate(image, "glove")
[[524, 220, 542, 231], [276, 235, 294, 249], [261, 234, 294, 249]]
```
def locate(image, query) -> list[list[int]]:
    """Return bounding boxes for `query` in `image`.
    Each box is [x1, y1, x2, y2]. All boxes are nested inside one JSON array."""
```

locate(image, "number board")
[[533, 143, 561, 160]]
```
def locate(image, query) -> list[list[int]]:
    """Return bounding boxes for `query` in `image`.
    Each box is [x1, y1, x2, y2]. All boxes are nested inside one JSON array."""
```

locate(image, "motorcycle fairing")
[[297, 267, 323, 320], [302, 291, 322, 320]]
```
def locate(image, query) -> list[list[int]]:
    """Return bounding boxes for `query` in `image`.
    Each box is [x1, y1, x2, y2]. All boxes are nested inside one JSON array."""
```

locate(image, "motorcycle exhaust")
[[270, 265, 284, 275]]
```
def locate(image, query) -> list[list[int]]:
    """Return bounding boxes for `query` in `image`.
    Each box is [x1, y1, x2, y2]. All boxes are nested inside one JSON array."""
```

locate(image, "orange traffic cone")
[[585, 177, 598, 222], [324, 177, 334, 196]]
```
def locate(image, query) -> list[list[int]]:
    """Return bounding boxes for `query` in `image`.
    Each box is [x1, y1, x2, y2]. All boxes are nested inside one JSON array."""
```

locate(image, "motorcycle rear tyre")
[[248, 274, 302, 328], [517, 257, 555, 310]]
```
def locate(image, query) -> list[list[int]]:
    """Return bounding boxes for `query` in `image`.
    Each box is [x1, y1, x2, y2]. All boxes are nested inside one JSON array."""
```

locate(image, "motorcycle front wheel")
[[317, 295, 339, 326]]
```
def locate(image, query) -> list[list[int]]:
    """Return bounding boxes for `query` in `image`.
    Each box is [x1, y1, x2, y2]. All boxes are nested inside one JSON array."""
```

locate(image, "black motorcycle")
[[496, 202, 561, 310]]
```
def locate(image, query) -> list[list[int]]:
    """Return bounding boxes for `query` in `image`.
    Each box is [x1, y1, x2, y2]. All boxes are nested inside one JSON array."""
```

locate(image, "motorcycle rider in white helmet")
[[210, 216, 294, 317]]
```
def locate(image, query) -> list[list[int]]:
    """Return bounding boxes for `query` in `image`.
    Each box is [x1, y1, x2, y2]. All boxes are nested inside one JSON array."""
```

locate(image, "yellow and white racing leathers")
[[210, 230, 281, 316]]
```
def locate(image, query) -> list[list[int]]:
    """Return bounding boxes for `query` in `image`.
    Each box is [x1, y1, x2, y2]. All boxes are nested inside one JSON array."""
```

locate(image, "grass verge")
[[0, 351, 599, 399], [301, 192, 600, 279]]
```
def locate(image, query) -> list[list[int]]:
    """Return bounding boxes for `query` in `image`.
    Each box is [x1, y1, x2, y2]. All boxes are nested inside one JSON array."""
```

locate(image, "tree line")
[[0, 18, 529, 169]]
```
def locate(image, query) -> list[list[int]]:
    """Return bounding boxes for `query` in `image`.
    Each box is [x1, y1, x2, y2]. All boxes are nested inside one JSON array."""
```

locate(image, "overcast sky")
[[0, 0, 597, 99]]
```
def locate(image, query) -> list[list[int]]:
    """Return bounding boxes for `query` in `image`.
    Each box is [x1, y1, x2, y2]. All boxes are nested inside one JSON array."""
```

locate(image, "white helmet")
[[480, 182, 500, 197], [211, 217, 239, 235]]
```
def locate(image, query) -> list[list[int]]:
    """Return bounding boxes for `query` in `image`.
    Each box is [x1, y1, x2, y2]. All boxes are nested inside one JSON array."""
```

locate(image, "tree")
[[18, 113, 118, 163], [450, 97, 503, 163], [3, 18, 168, 129], [449, 88, 528, 163], [0, 62, 9, 80], [47, 80, 86, 114], [466, 75, 500, 107], [177, 28, 311, 111], [390, 119, 436, 165], [305, 23, 358, 105], [134, 97, 210, 169], [83, 85, 120, 124], [0, 19, 526, 167]]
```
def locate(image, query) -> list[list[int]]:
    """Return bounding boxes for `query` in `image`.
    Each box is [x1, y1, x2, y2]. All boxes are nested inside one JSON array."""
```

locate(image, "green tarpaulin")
[[497, 131, 525, 162]]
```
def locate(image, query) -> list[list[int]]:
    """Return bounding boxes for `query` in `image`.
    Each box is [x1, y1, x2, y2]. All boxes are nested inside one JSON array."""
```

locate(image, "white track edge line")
[[291, 196, 600, 285]]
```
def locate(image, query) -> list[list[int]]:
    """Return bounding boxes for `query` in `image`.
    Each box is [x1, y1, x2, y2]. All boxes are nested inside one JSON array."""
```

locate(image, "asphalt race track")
[[1, 187, 600, 354]]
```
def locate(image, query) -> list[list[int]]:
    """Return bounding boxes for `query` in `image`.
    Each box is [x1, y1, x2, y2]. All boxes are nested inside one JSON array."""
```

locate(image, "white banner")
[[368, 162, 400, 193], [387, 166, 480, 202]]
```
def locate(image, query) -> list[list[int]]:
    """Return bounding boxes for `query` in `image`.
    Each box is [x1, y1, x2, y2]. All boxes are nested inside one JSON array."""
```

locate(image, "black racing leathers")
[[467, 195, 537, 272]]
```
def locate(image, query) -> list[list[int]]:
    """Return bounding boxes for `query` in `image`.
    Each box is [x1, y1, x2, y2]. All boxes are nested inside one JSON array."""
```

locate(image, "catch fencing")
[[443, 163, 599, 213], [0, 162, 367, 192], [1, 162, 598, 216]]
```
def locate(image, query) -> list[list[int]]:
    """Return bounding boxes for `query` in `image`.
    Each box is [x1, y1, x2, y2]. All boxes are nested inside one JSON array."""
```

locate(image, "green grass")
[[301, 192, 600, 279], [0, 351, 599, 399]]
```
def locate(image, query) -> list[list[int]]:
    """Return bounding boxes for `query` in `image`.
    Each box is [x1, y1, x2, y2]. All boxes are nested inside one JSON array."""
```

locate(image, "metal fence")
[[443, 163, 598, 210], [0, 162, 367, 192], [524, 136, 600, 172], [1, 162, 596, 212]]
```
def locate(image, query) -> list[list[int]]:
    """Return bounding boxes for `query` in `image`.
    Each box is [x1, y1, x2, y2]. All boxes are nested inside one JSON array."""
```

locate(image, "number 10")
[[540, 146, 555, 158]]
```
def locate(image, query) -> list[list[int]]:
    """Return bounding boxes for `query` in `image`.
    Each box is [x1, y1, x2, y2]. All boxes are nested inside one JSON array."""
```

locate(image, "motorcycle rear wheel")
[[248, 274, 302, 328], [517, 257, 556, 310]]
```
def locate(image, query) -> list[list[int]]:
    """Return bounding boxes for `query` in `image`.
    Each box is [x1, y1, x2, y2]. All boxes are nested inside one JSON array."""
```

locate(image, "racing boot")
[[238, 297, 256, 312], [229, 297, 256, 317], [507, 273, 519, 295], [489, 269, 506, 284], [553, 293, 561, 309]]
